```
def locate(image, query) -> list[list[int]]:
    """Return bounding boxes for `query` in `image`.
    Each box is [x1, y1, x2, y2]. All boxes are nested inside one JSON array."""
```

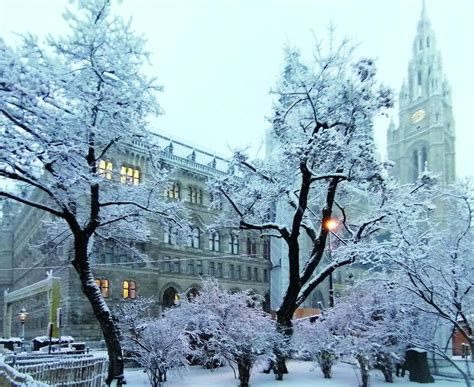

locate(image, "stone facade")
[[0, 133, 270, 341], [387, 2, 456, 186]]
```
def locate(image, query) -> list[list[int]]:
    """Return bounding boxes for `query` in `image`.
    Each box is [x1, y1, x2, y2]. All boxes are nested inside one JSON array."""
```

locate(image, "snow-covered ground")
[[124, 360, 464, 387]]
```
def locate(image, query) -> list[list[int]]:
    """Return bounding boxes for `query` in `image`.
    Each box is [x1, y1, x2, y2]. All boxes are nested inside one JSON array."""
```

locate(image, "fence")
[[4, 353, 108, 386], [0, 359, 48, 387]]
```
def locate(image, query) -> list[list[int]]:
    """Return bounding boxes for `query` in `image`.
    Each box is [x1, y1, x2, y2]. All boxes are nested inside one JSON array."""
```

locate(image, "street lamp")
[[18, 308, 29, 351], [324, 218, 338, 308]]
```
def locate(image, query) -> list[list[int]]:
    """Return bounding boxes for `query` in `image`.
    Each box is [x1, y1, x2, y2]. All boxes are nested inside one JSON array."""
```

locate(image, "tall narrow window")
[[120, 166, 140, 185], [263, 237, 271, 260], [188, 227, 200, 248], [246, 238, 257, 256], [123, 280, 137, 299], [196, 260, 203, 275], [95, 278, 110, 298], [209, 262, 215, 276], [228, 234, 239, 254], [164, 226, 178, 245], [99, 160, 113, 180], [209, 232, 220, 251]]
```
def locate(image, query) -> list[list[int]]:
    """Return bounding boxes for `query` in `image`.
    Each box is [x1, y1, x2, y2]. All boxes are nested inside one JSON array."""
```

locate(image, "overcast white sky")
[[1, 0, 473, 176]]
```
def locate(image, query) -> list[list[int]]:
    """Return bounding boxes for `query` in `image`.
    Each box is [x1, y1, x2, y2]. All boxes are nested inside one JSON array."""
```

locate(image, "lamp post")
[[18, 308, 29, 351], [324, 218, 338, 308]]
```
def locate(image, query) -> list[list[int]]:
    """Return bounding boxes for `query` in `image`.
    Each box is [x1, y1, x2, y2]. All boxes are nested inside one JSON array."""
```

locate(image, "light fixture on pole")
[[18, 307, 29, 351], [324, 218, 338, 308]]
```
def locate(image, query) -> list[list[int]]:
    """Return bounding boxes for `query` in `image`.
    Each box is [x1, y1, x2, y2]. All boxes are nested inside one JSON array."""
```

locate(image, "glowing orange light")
[[324, 218, 338, 231]]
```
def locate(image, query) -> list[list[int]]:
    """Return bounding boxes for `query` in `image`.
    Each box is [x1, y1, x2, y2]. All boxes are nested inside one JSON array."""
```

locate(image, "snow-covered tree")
[[119, 298, 192, 387], [386, 180, 474, 386], [172, 279, 284, 387], [210, 35, 393, 376], [312, 282, 416, 387], [294, 317, 339, 379], [0, 0, 187, 383]]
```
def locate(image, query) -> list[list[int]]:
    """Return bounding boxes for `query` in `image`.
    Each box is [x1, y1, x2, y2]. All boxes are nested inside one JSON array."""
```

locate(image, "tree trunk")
[[356, 354, 370, 387], [72, 238, 124, 386], [237, 359, 252, 387], [376, 352, 393, 383], [273, 312, 294, 380]]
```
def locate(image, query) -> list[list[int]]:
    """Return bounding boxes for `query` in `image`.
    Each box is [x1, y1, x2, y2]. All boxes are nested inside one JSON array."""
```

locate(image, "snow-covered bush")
[[294, 318, 339, 379], [118, 298, 192, 387], [171, 279, 284, 387]]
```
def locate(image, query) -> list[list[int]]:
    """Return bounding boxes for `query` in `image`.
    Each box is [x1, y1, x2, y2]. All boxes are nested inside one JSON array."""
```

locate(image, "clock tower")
[[387, 1, 456, 185]]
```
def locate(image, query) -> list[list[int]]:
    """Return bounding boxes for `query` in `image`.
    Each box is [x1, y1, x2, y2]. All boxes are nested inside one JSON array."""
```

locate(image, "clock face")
[[411, 109, 426, 124]]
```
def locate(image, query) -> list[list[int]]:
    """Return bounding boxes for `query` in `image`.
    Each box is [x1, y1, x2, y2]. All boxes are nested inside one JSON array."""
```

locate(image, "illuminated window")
[[99, 160, 113, 180], [120, 166, 140, 185], [95, 278, 110, 298], [166, 183, 180, 199], [123, 280, 136, 299], [209, 232, 220, 251]]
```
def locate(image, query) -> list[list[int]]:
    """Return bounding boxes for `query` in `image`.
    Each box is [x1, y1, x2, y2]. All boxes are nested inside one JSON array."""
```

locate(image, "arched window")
[[209, 231, 220, 251], [95, 278, 109, 298], [162, 287, 180, 309], [187, 226, 200, 248], [229, 234, 239, 255], [166, 182, 180, 199], [246, 238, 257, 256], [188, 187, 203, 204], [123, 280, 137, 299], [164, 226, 178, 245], [98, 160, 113, 180]]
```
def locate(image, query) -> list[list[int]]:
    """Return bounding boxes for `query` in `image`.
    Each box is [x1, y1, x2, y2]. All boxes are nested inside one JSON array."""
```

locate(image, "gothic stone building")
[[387, 2, 456, 186], [0, 134, 271, 341]]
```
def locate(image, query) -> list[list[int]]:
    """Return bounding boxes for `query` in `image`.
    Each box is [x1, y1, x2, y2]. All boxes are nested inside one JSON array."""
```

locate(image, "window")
[[172, 259, 180, 273], [162, 256, 171, 272], [196, 260, 203, 275], [228, 234, 239, 255], [246, 238, 257, 256], [217, 262, 223, 278], [228, 264, 234, 279], [187, 261, 195, 275], [95, 278, 109, 298], [236, 265, 241, 280], [263, 269, 269, 282], [254, 268, 259, 282], [247, 267, 252, 281], [209, 262, 215, 276], [188, 187, 202, 204], [209, 192, 223, 210], [209, 232, 220, 251], [120, 166, 140, 185], [98, 160, 113, 180], [166, 183, 180, 199], [123, 280, 136, 299], [187, 227, 200, 248], [263, 237, 271, 260], [164, 226, 178, 245]]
